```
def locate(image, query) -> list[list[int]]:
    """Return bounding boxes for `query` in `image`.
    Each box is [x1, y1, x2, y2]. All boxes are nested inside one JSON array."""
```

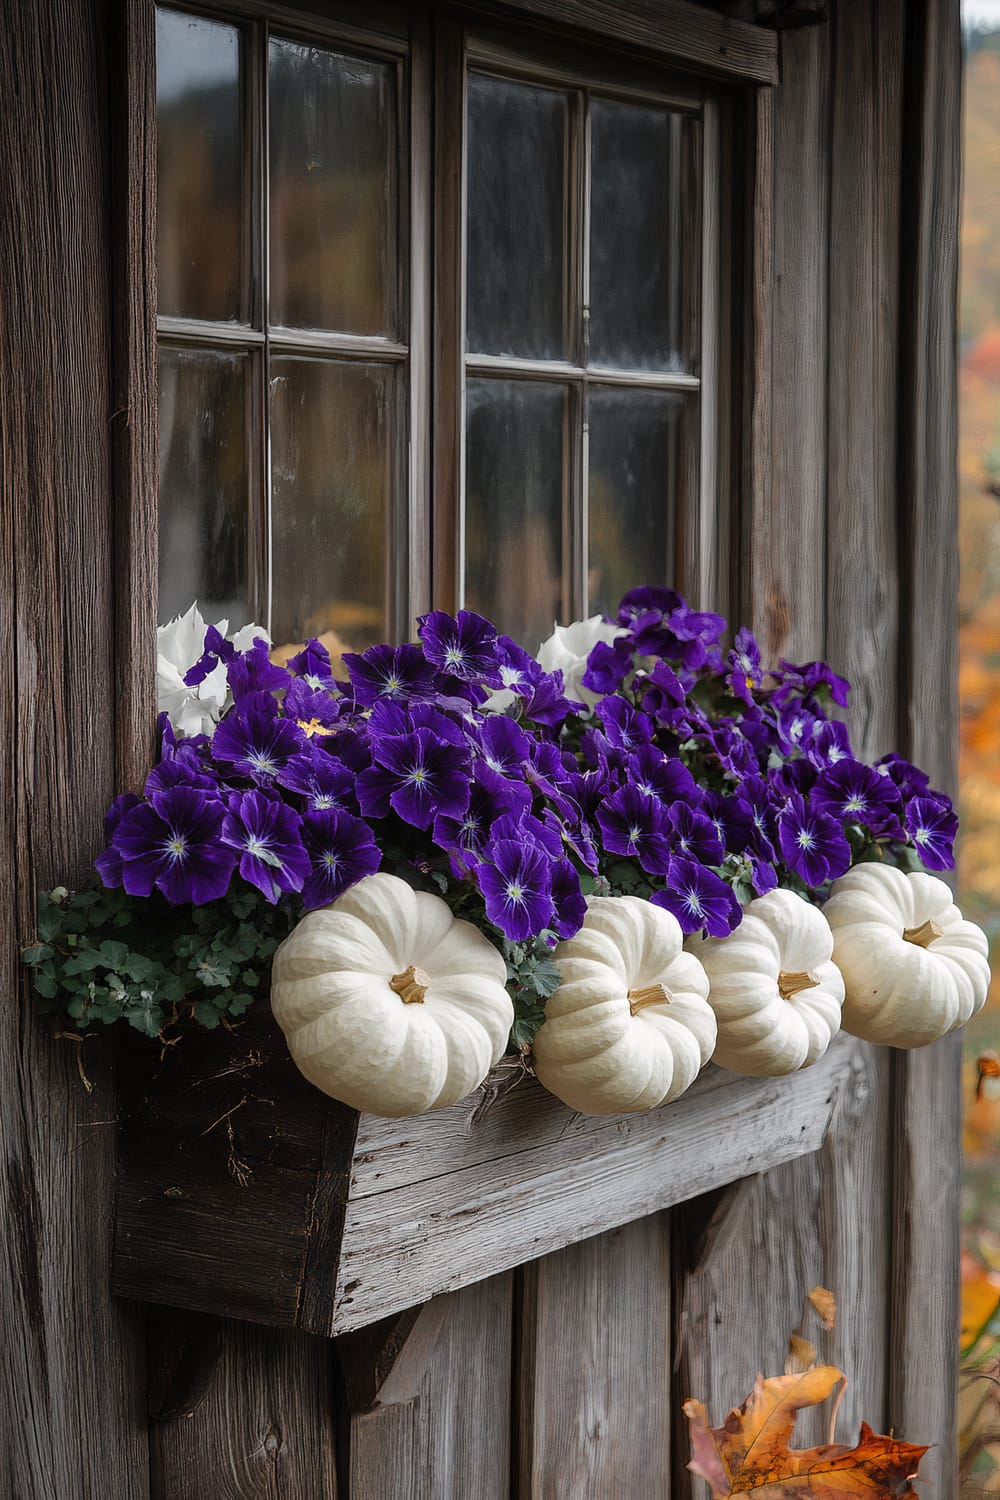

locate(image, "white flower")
[[535, 615, 628, 707], [157, 603, 271, 738]]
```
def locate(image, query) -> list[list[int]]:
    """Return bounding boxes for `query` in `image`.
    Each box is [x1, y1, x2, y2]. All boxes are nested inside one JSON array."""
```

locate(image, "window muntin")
[[154, 5, 717, 654], [155, 5, 408, 647]]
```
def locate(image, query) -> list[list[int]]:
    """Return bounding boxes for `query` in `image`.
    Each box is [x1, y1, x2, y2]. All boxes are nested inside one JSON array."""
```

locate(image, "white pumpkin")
[[823, 864, 990, 1047], [531, 895, 716, 1115], [270, 873, 514, 1117], [691, 889, 844, 1077]]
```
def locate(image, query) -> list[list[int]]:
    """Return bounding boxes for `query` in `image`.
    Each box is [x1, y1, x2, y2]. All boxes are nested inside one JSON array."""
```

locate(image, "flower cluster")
[[27, 586, 956, 1040]]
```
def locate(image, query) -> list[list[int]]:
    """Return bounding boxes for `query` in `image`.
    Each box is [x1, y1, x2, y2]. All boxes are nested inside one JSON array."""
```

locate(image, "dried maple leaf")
[[684, 1366, 930, 1496], [808, 1286, 837, 1331]]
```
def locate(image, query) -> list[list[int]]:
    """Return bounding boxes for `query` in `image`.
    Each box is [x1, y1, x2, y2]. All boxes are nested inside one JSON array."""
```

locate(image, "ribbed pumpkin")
[[531, 895, 716, 1115], [691, 888, 844, 1076], [270, 873, 513, 1117], [823, 864, 990, 1047]]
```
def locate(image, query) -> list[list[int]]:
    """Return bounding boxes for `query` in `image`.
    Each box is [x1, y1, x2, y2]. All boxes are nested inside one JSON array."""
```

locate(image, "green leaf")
[[98, 940, 130, 968], [192, 1002, 223, 1029], [33, 972, 59, 1000], [22, 944, 52, 965], [528, 960, 562, 999]]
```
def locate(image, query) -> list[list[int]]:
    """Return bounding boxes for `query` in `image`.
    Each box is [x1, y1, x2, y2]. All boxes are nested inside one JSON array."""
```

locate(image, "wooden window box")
[[112, 1013, 861, 1337]]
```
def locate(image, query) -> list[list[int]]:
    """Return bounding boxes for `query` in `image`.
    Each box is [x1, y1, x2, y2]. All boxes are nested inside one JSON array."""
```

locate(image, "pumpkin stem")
[[777, 969, 820, 1001], [627, 983, 672, 1014], [389, 965, 431, 1004], [902, 917, 944, 948]]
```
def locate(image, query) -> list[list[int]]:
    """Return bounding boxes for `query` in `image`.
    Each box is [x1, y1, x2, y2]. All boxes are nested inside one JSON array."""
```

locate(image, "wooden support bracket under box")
[[112, 1012, 863, 1337]]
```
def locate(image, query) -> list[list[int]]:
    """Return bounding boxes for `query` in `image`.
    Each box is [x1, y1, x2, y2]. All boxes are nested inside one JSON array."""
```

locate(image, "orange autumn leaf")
[[808, 1286, 837, 1330], [684, 1366, 930, 1496], [962, 1248, 1000, 1354]]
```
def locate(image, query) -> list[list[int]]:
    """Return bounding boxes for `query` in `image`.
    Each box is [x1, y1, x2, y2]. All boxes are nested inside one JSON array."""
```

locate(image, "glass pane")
[[589, 100, 698, 372], [588, 388, 695, 616], [270, 358, 396, 652], [269, 39, 398, 336], [156, 7, 243, 323], [465, 378, 568, 647], [158, 348, 250, 627], [467, 74, 568, 360]]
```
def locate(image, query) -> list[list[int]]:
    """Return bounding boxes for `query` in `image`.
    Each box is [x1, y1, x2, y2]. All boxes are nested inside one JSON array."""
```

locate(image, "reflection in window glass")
[[158, 348, 249, 627], [465, 379, 568, 648], [588, 387, 693, 618], [269, 39, 398, 336], [589, 100, 697, 373], [466, 74, 569, 361], [156, 8, 244, 323], [270, 357, 396, 651]]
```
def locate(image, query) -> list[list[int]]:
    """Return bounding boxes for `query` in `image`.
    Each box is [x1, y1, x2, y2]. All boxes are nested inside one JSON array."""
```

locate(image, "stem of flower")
[[902, 918, 944, 948], [389, 965, 431, 1004], [777, 970, 819, 1000], [627, 983, 672, 1014]]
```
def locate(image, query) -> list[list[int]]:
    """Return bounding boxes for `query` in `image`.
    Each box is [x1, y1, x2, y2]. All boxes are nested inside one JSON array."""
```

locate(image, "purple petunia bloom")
[[581, 637, 635, 696], [551, 858, 587, 939], [776, 658, 851, 709], [227, 640, 290, 702], [283, 678, 342, 733], [777, 793, 852, 888], [342, 643, 438, 707], [595, 696, 654, 752], [477, 839, 554, 941], [776, 701, 818, 756], [874, 752, 931, 800], [278, 747, 358, 813], [491, 811, 563, 861], [474, 715, 532, 779], [739, 776, 779, 863], [807, 718, 853, 770], [596, 786, 673, 875], [95, 791, 143, 888], [183, 625, 235, 687], [727, 626, 762, 705], [701, 790, 752, 856], [286, 638, 335, 688], [905, 795, 958, 871], [812, 758, 902, 836], [433, 766, 527, 866], [111, 785, 237, 905], [357, 728, 470, 829], [616, 585, 683, 629], [523, 669, 583, 728], [628, 746, 699, 806], [300, 808, 381, 909], [211, 696, 307, 785], [637, 661, 686, 723], [652, 857, 741, 937], [418, 609, 501, 684], [668, 803, 725, 866], [221, 790, 310, 903]]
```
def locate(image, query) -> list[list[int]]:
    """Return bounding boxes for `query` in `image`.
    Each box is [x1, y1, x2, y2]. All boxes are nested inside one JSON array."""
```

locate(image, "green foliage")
[[504, 932, 562, 1050], [24, 885, 296, 1038]]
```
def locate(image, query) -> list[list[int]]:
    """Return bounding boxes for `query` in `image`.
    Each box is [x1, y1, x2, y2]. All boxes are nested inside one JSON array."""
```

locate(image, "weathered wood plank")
[[517, 1217, 670, 1498], [0, 2, 149, 1494], [486, 0, 778, 83], [344, 1277, 512, 1499], [149, 1319, 340, 1499], [332, 1037, 858, 1333]]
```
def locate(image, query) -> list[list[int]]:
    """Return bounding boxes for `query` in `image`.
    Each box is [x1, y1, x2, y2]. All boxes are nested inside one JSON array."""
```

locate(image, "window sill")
[[112, 1014, 862, 1337]]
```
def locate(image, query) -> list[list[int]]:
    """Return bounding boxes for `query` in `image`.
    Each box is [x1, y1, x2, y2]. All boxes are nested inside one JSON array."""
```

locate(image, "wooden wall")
[[0, 0, 962, 1495]]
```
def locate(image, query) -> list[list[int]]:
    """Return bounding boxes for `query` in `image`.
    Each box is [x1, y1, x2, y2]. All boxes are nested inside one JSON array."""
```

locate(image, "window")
[[154, 3, 726, 654]]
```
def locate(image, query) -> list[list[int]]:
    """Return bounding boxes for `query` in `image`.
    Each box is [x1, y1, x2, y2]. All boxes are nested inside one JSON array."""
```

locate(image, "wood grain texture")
[[345, 1276, 512, 1499], [516, 1217, 670, 1499], [825, 0, 904, 763], [333, 1038, 858, 1332], [739, 83, 774, 648], [889, 11, 964, 1484], [109, 0, 158, 791], [0, 2, 149, 1494], [485, 0, 778, 82], [148, 1320, 339, 1500]]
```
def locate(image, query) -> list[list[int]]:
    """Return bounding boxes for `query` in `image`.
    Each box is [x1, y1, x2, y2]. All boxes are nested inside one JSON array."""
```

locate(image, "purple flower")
[[477, 839, 553, 941], [494, 635, 537, 696], [595, 696, 654, 752], [433, 767, 526, 863], [221, 790, 310, 903], [300, 809, 381, 909], [727, 627, 762, 705], [668, 803, 725, 866], [491, 811, 563, 860], [776, 702, 818, 756], [740, 776, 778, 862], [418, 609, 501, 684], [597, 787, 673, 875], [183, 625, 235, 686], [905, 795, 958, 871], [638, 661, 686, 722], [701, 791, 752, 855], [95, 792, 143, 887], [278, 748, 357, 813], [807, 719, 853, 770], [653, 857, 741, 937], [875, 753, 931, 800], [144, 746, 218, 796], [616, 585, 683, 628], [581, 637, 634, 696], [111, 786, 237, 905], [812, 758, 902, 836], [551, 858, 587, 939], [283, 678, 342, 733], [357, 729, 470, 829], [286, 638, 335, 688], [227, 640, 290, 702], [342, 643, 438, 707], [474, 716, 532, 779], [628, 746, 698, 805], [211, 696, 307, 784], [776, 658, 851, 709], [522, 670, 583, 728], [777, 794, 851, 888]]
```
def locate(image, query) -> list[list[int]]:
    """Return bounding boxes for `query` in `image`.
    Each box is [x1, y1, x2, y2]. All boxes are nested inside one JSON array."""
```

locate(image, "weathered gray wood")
[[488, 0, 778, 82], [889, 2, 963, 1488], [517, 1217, 670, 1498], [148, 1320, 339, 1499], [333, 1037, 858, 1332], [346, 1276, 512, 1499], [0, 2, 149, 1494], [739, 83, 774, 645]]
